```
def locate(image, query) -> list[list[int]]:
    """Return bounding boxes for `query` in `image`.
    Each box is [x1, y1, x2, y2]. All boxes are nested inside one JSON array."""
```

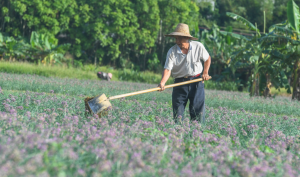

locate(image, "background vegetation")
[[0, 61, 240, 91], [1, 0, 296, 68], [1, 0, 300, 99]]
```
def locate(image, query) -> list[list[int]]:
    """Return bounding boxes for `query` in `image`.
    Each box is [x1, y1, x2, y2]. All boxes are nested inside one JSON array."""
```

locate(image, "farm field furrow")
[[0, 73, 300, 176]]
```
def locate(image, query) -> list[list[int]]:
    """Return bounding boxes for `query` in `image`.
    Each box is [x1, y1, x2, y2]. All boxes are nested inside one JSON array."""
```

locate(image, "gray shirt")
[[164, 41, 210, 78]]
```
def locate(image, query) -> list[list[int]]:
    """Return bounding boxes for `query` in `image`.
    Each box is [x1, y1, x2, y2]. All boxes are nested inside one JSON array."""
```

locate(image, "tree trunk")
[[94, 49, 97, 66], [250, 73, 260, 97], [296, 68, 300, 100], [161, 37, 165, 65], [255, 73, 260, 96], [292, 59, 300, 100], [263, 74, 272, 98], [143, 47, 147, 71]]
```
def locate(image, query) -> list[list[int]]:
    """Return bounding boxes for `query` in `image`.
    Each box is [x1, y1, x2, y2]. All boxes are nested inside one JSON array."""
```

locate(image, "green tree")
[[70, 0, 160, 70], [0, 0, 78, 42], [196, 0, 217, 28], [157, 0, 199, 64], [215, 0, 274, 32]]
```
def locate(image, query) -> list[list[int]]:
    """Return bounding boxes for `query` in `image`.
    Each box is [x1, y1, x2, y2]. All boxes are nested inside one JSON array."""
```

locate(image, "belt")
[[183, 73, 201, 79]]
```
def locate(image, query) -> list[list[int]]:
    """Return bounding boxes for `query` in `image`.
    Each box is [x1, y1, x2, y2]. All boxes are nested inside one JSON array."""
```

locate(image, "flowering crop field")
[[0, 73, 300, 177]]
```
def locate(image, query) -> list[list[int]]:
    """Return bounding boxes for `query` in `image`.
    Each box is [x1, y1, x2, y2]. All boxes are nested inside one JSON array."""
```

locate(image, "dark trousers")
[[172, 76, 205, 124]]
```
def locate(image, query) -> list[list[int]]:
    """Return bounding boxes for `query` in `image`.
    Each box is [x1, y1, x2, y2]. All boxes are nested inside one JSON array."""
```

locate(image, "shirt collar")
[[177, 42, 192, 54]]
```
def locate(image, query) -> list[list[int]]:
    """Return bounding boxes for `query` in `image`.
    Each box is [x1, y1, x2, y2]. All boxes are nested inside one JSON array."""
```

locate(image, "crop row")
[[0, 88, 299, 176]]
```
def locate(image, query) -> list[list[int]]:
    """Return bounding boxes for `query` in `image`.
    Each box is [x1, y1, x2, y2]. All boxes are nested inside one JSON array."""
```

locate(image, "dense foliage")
[[0, 72, 299, 176], [1, 0, 300, 98], [0, 0, 299, 68], [0, 0, 198, 71], [199, 0, 300, 100]]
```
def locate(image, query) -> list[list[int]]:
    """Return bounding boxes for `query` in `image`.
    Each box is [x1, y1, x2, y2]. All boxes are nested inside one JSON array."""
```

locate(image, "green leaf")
[[4, 16, 10, 22], [30, 31, 38, 48], [226, 12, 259, 33], [249, 56, 259, 63], [44, 36, 51, 50], [259, 145, 275, 153], [268, 25, 294, 36], [0, 33, 3, 43], [219, 31, 249, 41], [58, 171, 66, 177], [2, 7, 9, 15], [287, 0, 300, 32], [203, 130, 221, 138]]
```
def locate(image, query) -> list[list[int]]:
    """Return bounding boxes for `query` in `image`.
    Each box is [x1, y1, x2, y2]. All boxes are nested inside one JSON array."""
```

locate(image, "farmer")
[[158, 23, 211, 124]]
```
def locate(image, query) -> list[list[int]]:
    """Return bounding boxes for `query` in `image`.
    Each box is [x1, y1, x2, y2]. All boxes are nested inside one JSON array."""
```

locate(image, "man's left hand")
[[202, 73, 210, 82]]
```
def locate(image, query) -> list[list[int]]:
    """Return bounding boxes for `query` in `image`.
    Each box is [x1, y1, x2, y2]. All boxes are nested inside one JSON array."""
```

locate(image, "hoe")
[[85, 77, 211, 117]]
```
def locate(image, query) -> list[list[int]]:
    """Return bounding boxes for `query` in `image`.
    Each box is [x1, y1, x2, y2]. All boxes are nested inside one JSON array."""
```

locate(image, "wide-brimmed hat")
[[165, 23, 198, 40]]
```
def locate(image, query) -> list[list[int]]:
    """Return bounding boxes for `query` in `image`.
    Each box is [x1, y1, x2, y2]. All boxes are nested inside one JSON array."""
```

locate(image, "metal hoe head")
[[87, 94, 112, 114]]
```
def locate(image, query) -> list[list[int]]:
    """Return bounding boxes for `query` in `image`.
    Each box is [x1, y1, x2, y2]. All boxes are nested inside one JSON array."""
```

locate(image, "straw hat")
[[165, 23, 198, 40]]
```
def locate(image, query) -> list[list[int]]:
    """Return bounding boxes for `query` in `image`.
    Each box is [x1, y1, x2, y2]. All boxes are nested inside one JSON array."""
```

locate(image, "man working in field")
[[158, 23, 211, 124]]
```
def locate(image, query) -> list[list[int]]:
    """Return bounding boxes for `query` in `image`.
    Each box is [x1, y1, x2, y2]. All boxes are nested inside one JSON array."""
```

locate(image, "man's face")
[[175, 36, 189, 49]]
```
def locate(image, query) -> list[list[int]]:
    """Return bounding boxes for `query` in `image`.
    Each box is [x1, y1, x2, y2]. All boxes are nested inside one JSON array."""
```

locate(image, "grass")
[[270, 87, 292, 97], [0, 72, 299, 176], [0, 61, 243, 91], [0, 61, 294, 98], [1, 72, 299, 116], [0, 61, 174, 84]]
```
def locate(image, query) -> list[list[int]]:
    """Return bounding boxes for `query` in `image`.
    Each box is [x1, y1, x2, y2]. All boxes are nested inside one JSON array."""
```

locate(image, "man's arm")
[[202, 56, 211, 81], [158, 69, 171, 91]]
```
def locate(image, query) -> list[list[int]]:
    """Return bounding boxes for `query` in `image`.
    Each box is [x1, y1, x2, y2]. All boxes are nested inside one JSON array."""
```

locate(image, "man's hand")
[[158, 69, 171, 92], [158, 82, 165, 91], [202, 72, 210, 81], [202, 56, 211, 83]]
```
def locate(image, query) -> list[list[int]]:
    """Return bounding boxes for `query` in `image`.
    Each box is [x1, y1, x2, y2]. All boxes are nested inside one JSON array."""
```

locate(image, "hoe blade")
[[88, 94, 112, 114]]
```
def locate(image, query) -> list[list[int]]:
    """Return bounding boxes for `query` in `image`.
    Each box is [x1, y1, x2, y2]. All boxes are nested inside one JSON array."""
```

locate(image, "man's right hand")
[[158, 82, 165, 91], [158, 69, 171, 92]]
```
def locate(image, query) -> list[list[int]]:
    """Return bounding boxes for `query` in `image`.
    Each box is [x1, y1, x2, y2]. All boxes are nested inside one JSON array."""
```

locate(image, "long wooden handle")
[[108, 76, 212, 100]]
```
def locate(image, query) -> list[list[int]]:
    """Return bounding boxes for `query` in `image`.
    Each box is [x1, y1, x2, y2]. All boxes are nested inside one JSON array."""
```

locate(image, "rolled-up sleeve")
[[199, 44, 210, 62], [164, 48, 174, 70]]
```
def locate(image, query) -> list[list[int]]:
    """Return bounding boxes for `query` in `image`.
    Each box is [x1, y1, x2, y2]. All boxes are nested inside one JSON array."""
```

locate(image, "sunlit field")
[[0, 73, 299, 177]]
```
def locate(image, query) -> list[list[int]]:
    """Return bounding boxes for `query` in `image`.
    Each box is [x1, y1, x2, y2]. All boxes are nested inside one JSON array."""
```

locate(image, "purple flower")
[[98, 160, 112, 172], [61, 101, 68, 107], [16, 106, 23, 110], [77, 169, 86, 176]]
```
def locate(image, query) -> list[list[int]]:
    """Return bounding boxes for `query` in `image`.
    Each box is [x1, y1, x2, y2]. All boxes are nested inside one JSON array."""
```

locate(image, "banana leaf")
[[226, 12, 260, 33], [287, 0, 300, 32]]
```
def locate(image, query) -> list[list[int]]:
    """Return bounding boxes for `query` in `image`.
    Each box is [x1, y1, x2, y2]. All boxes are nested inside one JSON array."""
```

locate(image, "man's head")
[[175, 36, 190, 49], [165, 23, 198, 41]]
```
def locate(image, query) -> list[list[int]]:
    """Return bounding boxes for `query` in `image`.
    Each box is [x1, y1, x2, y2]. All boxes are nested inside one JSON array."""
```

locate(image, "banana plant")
[[224, 12, 293, 97], [0, 32, 28, 60], [0, 31, 70, 65], [29, 31, 70, 65], [28, 31, 70, 65], [260, 0, 300, 100], [200, 24, 247, 82], [287, 0, 300, 100], [223, 12, 263, 96]]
